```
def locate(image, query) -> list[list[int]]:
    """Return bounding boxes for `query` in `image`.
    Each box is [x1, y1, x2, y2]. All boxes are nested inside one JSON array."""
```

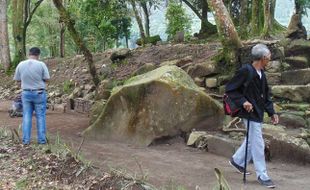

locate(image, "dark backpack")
[[223, 64, 254, 117]]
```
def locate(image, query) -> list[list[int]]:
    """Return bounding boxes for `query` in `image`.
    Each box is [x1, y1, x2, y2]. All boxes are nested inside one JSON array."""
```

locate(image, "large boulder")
[[272, 85, 310, 102], [83, 65, 224, 146]]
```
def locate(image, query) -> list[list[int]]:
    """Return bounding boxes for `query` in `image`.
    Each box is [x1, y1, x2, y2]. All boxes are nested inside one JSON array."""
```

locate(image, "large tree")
[[0, 0, 11, 71], [11, 0, 44, 67], [262, 0, 272, 38], [130, 0, 146, 44], [140, 1, 150, 37], [12, 0, 25, 67], [207, 0, 242, 63], [53, 0, 100, 87]]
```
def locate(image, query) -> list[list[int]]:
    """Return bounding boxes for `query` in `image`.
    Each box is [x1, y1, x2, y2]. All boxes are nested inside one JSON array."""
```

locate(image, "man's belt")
[[23, 89, 45, 91]]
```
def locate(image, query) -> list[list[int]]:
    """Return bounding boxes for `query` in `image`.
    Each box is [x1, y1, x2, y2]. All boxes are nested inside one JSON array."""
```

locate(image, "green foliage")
[[296, 0, 310, 15], [16, 177, 29, 189], [63, 80, 73, 94], [68, 0, 131, 51], [136, 35, 161, 46], [27, 1, 60, 58], [165, 2, 191, 40]]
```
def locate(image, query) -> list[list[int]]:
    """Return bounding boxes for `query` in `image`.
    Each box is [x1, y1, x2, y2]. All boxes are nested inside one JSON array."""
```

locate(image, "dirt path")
[[0, 101, 309, 190]]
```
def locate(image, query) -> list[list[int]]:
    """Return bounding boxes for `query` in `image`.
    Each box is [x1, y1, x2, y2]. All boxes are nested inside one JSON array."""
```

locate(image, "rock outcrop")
[[84, 65, 224, 146]]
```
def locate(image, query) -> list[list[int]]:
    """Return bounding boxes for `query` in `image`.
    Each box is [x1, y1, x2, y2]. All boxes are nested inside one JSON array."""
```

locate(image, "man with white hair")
[[225, 44, 279, 188]]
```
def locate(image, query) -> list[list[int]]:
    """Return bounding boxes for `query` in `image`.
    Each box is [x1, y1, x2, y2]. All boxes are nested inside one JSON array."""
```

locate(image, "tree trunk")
[[199, 0, 217, 35], [130, 0, 145, 45], [262, 0, 272, 38], [0, 0, 11, 71], [141, 2, 150, 37], [239, 0, 248, 38], [207, 0, 242, 49], [12, 0, 43, 67], [251, 0, 260, 35], [12, 0, 25, 67], [60, 24, 65, 57], [125, 36, 129, 48], [53, 0, 100, 87], [207, 0, 242, 64], [59, 0, 66, 57], [181, 0, 216, 35], [23, 0, 44, 55]]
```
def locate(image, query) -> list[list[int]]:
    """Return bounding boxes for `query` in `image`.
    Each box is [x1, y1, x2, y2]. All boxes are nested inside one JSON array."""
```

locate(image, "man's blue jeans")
[[22, 90, 47, 144], [232, 119, 270, 181]]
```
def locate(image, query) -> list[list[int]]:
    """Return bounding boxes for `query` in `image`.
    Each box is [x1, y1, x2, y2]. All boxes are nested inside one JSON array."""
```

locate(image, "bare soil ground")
[[0, 101, 310, 190]]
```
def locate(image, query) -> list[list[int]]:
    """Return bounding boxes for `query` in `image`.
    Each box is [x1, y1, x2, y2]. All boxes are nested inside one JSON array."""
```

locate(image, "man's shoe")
[[229, 158, 251, 175], [258, 176, 275, 188]]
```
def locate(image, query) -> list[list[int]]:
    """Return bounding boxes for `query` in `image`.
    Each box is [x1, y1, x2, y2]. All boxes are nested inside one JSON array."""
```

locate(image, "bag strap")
[[242, 64, 254, 95]]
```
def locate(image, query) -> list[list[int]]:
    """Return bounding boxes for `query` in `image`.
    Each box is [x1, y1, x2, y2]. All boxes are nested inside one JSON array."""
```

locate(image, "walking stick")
[[243, 118, 250, 184]]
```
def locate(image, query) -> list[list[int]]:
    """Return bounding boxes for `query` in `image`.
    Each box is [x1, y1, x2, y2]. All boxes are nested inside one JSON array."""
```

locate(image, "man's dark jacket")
[[225, 64, 275, 122]]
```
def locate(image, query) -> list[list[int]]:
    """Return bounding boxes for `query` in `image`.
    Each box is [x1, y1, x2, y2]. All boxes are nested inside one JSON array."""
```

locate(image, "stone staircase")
[[267, 40, 310, 131]]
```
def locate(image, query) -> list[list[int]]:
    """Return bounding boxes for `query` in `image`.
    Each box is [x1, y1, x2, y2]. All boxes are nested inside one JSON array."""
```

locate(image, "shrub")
[[165, 2, 191, 41]]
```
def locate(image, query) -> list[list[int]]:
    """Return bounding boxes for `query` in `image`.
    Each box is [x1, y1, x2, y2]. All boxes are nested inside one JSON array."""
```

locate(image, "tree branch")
[[25, 0, 44, 28], [181, 0, 203, 20]]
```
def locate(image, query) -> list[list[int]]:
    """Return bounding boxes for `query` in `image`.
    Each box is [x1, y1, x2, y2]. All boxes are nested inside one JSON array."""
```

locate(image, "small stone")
[[205, 78, 217, 88], [82, 69, 88, 74]]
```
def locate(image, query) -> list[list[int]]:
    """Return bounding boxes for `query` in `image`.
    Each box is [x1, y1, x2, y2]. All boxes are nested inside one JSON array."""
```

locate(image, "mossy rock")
[[136, 35, 162, 46], [272, 85, 310, 102], [284, 56, 309, 69], [83, 65, 224, 146], [279, 112, 307, 129], [281, 68, 310, 85], [284, 39, 310, 57], [281, 103, 310, 112]]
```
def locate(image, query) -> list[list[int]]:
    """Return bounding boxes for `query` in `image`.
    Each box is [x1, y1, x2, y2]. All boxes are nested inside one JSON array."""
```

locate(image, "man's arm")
[[15, 81, 21, 89], [42, 62, 50, 85], [13, 65, 22, 89]]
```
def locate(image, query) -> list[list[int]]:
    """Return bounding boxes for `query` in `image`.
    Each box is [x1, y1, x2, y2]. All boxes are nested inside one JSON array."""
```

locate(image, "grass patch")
[[62, 80, 74, 94]]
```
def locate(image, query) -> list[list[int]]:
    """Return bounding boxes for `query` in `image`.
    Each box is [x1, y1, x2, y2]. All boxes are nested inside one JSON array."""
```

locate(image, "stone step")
[[281, 68, 310, 85], [266, 72, 281, 85], [187, 131, 310, 164], [272, 85, 310, 102], [285, 39, 310, 57], [284, 56, 309, 70], [278, 112, 308, 129], [280, 103, 310, 112]]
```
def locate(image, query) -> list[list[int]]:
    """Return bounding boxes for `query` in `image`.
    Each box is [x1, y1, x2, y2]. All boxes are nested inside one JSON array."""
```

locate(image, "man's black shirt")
[[225, 64, 275, 122]]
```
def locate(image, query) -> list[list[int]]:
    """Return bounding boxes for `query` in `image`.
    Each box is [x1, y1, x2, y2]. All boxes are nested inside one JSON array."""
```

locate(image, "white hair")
[[251, 44, 271, 61]]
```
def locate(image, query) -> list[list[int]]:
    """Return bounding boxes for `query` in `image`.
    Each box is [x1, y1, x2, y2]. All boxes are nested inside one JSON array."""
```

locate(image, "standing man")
[[14, 47, 50, 145], [225, 44, 279, 188]]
